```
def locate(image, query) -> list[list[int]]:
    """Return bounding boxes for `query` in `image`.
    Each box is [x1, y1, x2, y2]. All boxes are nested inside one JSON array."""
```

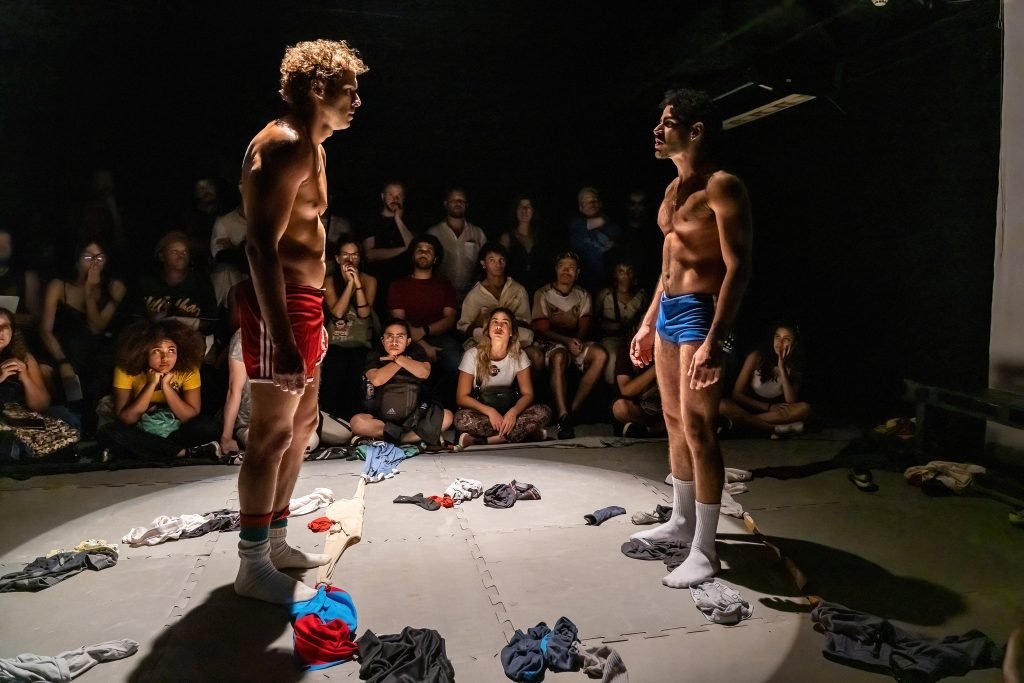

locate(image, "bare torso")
[[242, 120, 327, 288], [658, 172, 729, 297]]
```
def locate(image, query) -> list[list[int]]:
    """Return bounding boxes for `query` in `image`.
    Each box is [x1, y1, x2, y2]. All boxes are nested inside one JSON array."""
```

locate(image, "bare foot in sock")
[[268, 528, 330, 570], [662, 546, 720, 588], [629, 519, 693, 546], [235, 541, 316, 604], [269, 539, 330, 570]]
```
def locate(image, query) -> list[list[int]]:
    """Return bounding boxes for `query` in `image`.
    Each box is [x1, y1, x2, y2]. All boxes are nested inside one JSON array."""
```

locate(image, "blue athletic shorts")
[[656, 292, 715, 344]]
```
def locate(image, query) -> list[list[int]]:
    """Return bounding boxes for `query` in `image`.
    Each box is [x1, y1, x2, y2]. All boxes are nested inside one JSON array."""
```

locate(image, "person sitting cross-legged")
[[454, 308, 551, 448], [531, 251, 607, 439], [350, 319, 453, 446], [96, 319, 220, 461]]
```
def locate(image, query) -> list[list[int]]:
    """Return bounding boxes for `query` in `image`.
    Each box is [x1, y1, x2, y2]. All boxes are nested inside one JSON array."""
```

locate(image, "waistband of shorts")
[[661, 292, 716, 304], [284, 282, 326, 298]]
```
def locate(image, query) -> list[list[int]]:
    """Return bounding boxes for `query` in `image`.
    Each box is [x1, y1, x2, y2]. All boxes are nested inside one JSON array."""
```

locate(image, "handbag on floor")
[[0, 404, 79, 459]]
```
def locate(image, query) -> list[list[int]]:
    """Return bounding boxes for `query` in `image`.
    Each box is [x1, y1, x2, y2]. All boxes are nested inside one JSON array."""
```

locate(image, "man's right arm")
[[243, 134, 309, 386]]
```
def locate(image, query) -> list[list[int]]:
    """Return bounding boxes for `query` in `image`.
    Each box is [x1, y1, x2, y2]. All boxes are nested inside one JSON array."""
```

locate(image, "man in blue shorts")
[[628, 89, 753, 588]]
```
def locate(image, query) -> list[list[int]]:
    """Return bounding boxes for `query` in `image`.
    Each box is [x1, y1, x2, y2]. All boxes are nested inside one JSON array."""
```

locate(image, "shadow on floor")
[[717, 534, 965, 626], [128, 586, 301, 683]]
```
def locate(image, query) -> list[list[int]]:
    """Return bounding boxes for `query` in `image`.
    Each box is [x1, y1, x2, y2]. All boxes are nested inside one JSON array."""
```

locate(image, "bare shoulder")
[[706, 171, 748, 201], [247, 121, 312, 178]]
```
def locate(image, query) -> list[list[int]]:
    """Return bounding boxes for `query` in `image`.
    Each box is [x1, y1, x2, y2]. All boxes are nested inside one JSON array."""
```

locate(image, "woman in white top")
[[720, 322, 811, 437], [454, 308, 551, 448]]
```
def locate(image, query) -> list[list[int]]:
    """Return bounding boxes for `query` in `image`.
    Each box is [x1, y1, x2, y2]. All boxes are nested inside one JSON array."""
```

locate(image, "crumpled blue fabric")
[[500, 616, 580, 681], [359, 441, 412, 482]]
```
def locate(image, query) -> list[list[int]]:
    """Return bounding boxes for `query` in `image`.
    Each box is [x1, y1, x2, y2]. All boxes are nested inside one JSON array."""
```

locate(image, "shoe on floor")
[[186, 441, 221, 460], [556, 415, 575, 440], [622, 422, 650, 439], [456, 433, 477, 451], [847, 468, 878, 492]]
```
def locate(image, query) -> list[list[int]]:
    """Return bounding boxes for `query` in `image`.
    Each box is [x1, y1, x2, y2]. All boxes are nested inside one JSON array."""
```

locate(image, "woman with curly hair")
[[96, 319, 220, 460], [454, 308, 551, 448], [719, 321, 811, 437]]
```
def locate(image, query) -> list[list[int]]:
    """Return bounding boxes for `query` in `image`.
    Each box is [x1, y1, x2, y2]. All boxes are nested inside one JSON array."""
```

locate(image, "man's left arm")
[[706, 173, 753, 348]]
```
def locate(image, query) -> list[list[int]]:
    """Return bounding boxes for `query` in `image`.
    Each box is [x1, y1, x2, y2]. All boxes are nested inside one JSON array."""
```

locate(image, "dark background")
[[0, 0, 1003, 422]]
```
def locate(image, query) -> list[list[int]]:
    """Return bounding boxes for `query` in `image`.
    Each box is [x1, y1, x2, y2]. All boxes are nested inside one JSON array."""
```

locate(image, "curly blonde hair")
[[279, 39, 369, 106]]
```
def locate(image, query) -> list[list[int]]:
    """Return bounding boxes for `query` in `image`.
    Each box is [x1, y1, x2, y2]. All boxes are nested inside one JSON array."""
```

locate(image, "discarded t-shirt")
[[357, 627, 454, 683], [0, 551, 117, 593], [360, 441, 412, 482], [811, 600, 1004, 682], [444, 478, 484, 502], [289, 585, 359, 671]]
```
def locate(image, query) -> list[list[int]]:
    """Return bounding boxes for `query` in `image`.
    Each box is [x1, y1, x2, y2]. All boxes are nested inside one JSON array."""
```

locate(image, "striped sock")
[[270, 506, 290, 530], [239, 512, 273, 543]]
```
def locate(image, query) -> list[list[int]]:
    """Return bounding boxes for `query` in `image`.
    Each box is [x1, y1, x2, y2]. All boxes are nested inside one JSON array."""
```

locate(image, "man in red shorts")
[[234, 39, 368, 604]]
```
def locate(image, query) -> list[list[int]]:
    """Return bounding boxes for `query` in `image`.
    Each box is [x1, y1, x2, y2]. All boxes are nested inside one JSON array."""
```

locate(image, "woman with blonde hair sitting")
[[454, 308, 551, 448]]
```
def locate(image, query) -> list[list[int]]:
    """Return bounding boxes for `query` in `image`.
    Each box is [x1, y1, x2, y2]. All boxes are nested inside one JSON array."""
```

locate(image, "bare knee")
[[550, 349, 568, 374], [350, 414, 377, 436], [683, 419, 716, 453], [245, 427, 293, 463], [442, 409, 454, 431], [612, 399, 632, 423], [587, 345, 607, 369]]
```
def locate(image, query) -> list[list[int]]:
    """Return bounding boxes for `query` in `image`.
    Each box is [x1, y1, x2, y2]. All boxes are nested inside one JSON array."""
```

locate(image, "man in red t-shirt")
[[387, 234, 461, 405]]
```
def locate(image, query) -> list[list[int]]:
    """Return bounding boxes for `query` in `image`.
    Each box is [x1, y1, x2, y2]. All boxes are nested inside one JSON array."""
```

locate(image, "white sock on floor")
[[235, 539, 316, 604], [268, 527, 330, 570], [630, 477, 696, 545], [663, 501, 721, 588]]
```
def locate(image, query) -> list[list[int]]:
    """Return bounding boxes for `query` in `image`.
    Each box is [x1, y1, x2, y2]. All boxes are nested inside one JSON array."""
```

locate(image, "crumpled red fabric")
[[307, 516, 334, 532], [426, 495, 455, 508]]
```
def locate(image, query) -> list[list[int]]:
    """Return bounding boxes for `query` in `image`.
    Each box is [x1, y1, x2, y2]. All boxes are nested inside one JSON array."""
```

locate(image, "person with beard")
[[387, 234, 461, 405], [427, 187, 487, 302], [362, 181, 415, 315]]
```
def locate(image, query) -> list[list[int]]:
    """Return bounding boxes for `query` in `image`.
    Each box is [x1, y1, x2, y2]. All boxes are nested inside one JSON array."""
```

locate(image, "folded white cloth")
[[444, 478, 484, 502], [288, 487, 335, 516], [690, 580, 752, 625], [724, 482, 748, 496], [725, 467, 753, 483]]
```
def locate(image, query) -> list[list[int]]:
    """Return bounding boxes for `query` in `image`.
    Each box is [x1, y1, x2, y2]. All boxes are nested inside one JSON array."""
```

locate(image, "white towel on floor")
[[122, 514, 209, 547], [288, 487, 335, 516]]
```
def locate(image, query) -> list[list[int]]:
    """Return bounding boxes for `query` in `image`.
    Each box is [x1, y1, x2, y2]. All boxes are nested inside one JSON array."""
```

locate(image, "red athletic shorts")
[[237, 280, 328, 383]]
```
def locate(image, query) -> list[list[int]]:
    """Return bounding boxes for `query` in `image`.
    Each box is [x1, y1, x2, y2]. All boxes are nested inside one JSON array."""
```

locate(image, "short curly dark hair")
[[279, 39, 369, 106], [660, 88, 722, 149], [115, 319, 206, 376]]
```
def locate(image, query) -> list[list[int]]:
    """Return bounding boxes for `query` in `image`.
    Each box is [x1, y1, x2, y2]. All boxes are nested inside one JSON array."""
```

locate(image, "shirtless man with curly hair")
[[234, 39, 368, 604]]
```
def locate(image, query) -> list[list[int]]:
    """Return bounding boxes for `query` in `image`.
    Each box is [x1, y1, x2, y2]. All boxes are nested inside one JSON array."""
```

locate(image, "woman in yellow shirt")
[[97, 319, 220, 461]]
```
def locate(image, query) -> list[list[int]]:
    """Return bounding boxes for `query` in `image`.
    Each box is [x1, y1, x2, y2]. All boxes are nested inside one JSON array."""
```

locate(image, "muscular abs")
[[658, 176, 726, 298]]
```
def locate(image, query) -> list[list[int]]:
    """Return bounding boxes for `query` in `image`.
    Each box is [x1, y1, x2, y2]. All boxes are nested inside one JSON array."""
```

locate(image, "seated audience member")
[[454, 308, 550, 448], [532, 251, 607, 439], [427, 187, 488, 301], [594, 255, 648, 384], [350, 319, 453, 446], [219, 329, 318, 458], [720, 321, 812, 437], [97, 319, 220, 461], [0, 307, 53, 415], [568, 187, 622, 291], [388, 234, 461, 403], [611, 342, 664, 438], [321, 234, 378, 419], [0, 228, 42, 327], [457, 242, 535, 351], [128, 231, 218, 334], [39, 237, 125, 434], [209, 182, 249, 306], [498, 195, 552, 297]]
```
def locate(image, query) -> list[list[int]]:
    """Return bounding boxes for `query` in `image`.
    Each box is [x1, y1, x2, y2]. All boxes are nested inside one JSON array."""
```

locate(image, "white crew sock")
[[663, 501, 721, 588], [630, 477, 696, 545], [234, 539, 316, 604], [268, 527, 330, 570]]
